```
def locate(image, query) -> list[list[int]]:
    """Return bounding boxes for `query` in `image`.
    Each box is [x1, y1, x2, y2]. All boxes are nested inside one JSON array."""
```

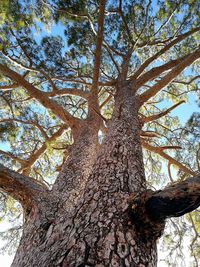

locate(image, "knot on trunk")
[[128, 190, 165, 241]]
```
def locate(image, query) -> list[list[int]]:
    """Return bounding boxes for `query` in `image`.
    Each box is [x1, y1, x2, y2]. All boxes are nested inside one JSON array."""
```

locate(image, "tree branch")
[[0, 83, 18, 91], [142, 140, 195, 176], [142, 100, 185, 124], [0, 163, 48, 213], [139, 48, 200, 105], [0, 150, 27, 165], [46, 88, 89, 99], [1, 49, 59, 92], [19, 126, 66, 175], [51, 76, 116, 87], [134, 55, 186, 87], [173, 75, 200, 85], [90, 0, 106, 97], [131, 26, 200, 79], [0, 118, 48, 139], [0, 64, 81, 128], [145, 174, 200, 221], [119, 0, 135, 46], [99, 93, 113, 109]]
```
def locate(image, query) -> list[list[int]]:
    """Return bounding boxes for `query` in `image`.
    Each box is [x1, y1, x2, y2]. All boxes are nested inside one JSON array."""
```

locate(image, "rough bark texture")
[[59, 85, 157, 266], [6, 80, 200, 266], [0, 78, 198, 266], [53, 119, 100, 209], [10, 85, 160, 267]]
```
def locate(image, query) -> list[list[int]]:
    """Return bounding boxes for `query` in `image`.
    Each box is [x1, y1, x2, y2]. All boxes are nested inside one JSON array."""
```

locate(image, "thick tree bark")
[[58, 85, 158, 266], [0, 83, 198, 266], [10, 84, 159, 267], [52, 119, 100, 209]]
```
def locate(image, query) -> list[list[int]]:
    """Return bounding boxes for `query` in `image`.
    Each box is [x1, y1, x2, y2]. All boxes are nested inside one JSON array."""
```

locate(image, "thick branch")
[[146, 175, 200, 221], [132, 27, 200, 79], [139, 49, 200, 105], [90, 0, 106, 97], [47, 88, 89, 99], [134, 55, 186, 87], [0, 64, 80, 128], [128, 175, 200, 238], [52, 123, 100, 207], [0, 163, 48, 212]]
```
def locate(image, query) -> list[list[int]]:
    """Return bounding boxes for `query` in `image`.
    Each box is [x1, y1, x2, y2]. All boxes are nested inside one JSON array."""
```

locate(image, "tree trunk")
[[11, 85, 160, 267]]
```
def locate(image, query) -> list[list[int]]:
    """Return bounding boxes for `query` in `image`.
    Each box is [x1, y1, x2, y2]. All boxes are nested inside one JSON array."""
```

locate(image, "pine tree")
[[0, 0, 200, 266]]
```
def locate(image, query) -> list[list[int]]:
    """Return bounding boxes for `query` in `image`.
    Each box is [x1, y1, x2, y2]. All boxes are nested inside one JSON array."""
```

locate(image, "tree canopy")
[[0, 0, 199, 266]]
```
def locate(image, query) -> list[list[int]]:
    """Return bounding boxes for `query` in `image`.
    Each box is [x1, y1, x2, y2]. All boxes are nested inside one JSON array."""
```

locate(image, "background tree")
[[0, 0, 200, 266]]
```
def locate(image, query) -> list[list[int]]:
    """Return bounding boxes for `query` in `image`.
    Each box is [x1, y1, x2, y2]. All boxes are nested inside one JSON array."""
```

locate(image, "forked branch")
[[134, 54, 187, 88]]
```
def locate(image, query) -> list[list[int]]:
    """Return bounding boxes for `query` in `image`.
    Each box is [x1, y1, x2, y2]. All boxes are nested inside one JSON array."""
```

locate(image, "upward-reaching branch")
[[0, 64, 81, 129], [90, 0, 106, 98], [132, 26, 200, 80], [134, 54, 187, 88], [20, 126, 66, 175], [119, 0, 134, 46], [142, 101, 185, 124], [139, 48, 200, 105]]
